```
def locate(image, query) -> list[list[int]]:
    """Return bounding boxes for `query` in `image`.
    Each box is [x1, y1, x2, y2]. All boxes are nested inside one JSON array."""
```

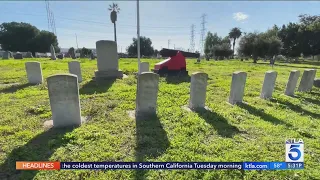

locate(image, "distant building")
[[118, 53, 128, 58], [175, 47, 185, 51]]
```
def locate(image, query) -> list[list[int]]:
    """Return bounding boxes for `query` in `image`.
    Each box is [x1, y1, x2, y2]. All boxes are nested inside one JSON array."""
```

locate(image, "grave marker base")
[[127, 110, 157, 119], [44, 116, 88, 129], [94, 70, 123, 79], [226, 101, 249, 106], [181, 105, 211, 112]]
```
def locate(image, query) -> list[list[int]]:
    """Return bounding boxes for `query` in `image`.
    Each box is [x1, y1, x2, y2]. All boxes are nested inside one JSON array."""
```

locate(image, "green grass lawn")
[[0, 58, 319, 180]]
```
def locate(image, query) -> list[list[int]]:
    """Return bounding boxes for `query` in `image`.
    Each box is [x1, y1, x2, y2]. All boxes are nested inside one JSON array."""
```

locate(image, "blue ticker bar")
[[243, 162, 304, 170], [58, 162, 304, 170], [243, 162, 288, 170], [287, 162, 304, 169], [270, 162, 287, 170]]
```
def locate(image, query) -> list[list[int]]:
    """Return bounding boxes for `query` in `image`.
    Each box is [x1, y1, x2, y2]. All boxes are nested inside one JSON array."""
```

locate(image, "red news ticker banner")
[[16, 161, 60, 170]]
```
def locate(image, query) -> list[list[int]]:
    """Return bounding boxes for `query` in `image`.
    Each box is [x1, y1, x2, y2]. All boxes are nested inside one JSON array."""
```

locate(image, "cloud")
[[233, 12, 249, 21]]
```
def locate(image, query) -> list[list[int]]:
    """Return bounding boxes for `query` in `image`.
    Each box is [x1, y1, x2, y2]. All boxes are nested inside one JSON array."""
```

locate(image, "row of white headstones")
[[25, 60, 151, 84], [23, 60, 316, 128]]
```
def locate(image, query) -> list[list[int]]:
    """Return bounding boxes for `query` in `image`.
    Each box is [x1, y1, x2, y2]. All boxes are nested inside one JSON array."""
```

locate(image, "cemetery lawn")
[[0, 58, 320, 180]]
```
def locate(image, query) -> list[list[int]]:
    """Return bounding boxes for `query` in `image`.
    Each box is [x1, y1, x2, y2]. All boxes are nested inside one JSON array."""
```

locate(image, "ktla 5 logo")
[[285, 139, 304, 162]]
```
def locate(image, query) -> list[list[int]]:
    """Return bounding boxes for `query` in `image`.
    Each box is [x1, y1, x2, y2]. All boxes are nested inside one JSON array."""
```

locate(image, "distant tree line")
[[0, 22, 60, 55], [237, 27, 282, 63], [204, 14, 320, 63], [126, 36, 156, 57], [204, 32, 233, 60]]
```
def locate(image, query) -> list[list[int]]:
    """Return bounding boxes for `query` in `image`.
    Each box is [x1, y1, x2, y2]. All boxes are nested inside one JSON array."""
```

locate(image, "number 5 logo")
[[288, 145, 301, 161]]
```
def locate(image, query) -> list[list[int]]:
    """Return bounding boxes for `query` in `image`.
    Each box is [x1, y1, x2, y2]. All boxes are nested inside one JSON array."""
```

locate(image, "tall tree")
[[0, 22, 39, 52], [154, 49, 159, 57], [204, 32, 222, 58], [68, 47, 75, 54], [298, 14, 320, 26], [221, 36, 231, 46], [238, 32, 282, 63], [204, 32, 214, 58], [80, 47, 92, 56], [260, 28, 282, 58], [228, 27, 242, 56], [108, 3, 120, 43], [238, 32, 261, 63], [30, 30, 59, 53], [264, 25, 279, 37], [298, 14, 320, 59], [265, 36, 283, 58], [0, 22, 59, 54], [212, 43, 233, 60], [127, 36, 154, 57], [278, 23, 301, 59]]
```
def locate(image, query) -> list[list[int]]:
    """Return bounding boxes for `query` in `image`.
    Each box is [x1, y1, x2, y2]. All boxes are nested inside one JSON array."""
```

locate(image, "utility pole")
[[199, 14, 207, 56], [137, 0, 141, 67], [75, 33, 79, 50], [190, 24, 195, 52], [168, 39, 170, 49]]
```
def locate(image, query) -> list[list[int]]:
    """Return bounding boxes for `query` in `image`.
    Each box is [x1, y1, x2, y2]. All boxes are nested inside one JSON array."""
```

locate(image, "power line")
[[199, 14, 207, 55], [0, 10, 190, 29], [45, 0, 56, 35], [190, 24, 195, 52], [45, 1, 50, 31], [0, 8, 204, 50], [52, 12, 57, 35]]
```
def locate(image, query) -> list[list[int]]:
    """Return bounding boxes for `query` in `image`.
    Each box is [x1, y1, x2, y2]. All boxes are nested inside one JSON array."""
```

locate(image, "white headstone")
[[189, 72, 208, 109], [228, 71, 247, 105], [25, 52, 33, 58], [2, 51, 10, 59], [96, 40, 117, 70], [57, 54, 64, 59], [284, 70, 300, 96], [309, 69, 317, 90], [35, 52, 41, 58], [298, 69, 316, 92], [314, 78, 320, 88], [50, 44, 56, 60], [25, 62, 43, 84], [71, 50, 76, 59], [90, 53, 95, 60], [139, 62, 149, 74], [136, 72, 159, 116], [95, 40, 123, 79], [47, 74, 81, 127], [260, 71, 277, 99], [14, 52, 23, 59], [68, 61, 82, 82]]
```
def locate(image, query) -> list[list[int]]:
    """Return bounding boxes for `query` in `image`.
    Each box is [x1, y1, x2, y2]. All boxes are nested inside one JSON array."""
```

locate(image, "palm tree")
[[108, 3, 120, 43], [229, 27, 242, 56]]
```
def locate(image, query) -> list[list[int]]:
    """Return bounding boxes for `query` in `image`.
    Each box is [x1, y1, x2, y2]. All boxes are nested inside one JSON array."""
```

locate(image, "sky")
[[0, 1, 319, 53]]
